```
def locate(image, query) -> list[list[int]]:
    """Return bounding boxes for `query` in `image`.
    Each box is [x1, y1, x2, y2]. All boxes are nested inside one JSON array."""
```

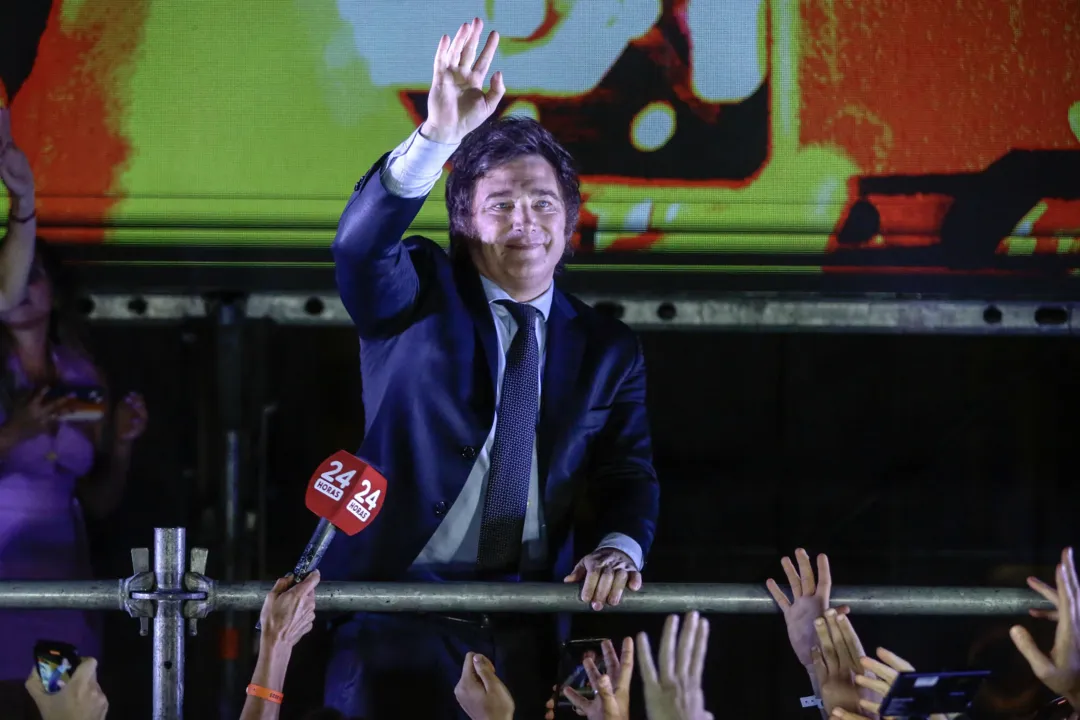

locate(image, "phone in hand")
[[555, 638, 607, 708], [44, 385, 105, 421], [34, 640, 80, 694], [878, 669, 991, 718]]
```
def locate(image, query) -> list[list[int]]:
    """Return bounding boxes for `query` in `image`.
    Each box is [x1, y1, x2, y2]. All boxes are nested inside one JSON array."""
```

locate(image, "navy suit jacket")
[[320, 155, 660, 586]]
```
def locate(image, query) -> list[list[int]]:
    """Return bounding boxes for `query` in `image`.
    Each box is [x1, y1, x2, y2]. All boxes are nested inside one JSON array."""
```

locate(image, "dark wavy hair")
[[444, 115, 581, 261], [0, 238, 91, 412]]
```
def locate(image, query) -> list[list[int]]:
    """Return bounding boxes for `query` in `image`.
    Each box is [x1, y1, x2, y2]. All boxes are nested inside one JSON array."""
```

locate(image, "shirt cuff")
[[596, 533, 644, 571], [380, 126, 460, 199]]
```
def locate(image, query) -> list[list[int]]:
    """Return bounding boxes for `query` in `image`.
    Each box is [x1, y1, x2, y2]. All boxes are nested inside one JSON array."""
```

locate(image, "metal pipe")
[[217, 300, 244, 720], [153, 528, 186, 720], [0, 581, 125, 609], [211, 582, 1052, 616]]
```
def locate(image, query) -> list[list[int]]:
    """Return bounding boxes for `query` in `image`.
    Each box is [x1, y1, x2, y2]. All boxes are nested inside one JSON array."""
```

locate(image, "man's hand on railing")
[[767, 548, 851, 669], [636, 611, 712, 720], [25, 657, 109, 720], [1011, 547, 1080, 711], [454, 652, 515, 720], [810, 609, 880, 719]]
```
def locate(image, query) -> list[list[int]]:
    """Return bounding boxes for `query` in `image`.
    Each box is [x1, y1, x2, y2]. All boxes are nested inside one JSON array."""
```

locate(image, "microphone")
[[255, 450, 387, 631]]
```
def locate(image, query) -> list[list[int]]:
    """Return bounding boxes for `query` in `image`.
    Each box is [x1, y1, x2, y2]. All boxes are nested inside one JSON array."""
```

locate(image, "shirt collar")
[[479, 274, 553, 322]]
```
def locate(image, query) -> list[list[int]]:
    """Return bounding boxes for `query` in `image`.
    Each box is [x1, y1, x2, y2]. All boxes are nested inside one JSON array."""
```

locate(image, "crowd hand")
[[454, 652, 515, 720], [113, 391, 148, 443], [811, 609, 878, 717], [5, 388, 75, 439], [565, 548, 642, 611], [24, 657, 108, 720], [422, 17, 506, 145], [0, 108, 35, 207], [830, 646, 951, 720], [767, 548, 851, 668], [636, 611, 713, 720], [546, 637, 634, 720], [1029, 566, 1064, 622], [1011, 547, 1080, 710], [258, 570, 319, 649]]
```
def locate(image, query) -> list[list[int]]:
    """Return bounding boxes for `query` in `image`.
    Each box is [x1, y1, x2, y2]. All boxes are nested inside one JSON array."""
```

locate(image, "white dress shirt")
[[378, 126, 643, 572]]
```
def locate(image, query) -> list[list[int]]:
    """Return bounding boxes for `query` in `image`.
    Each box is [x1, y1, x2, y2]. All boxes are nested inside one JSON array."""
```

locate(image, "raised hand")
[[811, 609, 876, 717], [0, 108, 35, 209], [454, 652, 515, 720], [422, 17, 505, 145], [851, 646, 951, 720], [767, 548, 851, 668], [562, 638, 634, 720], [636, 611, 713, 720], [1011, 547, 1080, 710]]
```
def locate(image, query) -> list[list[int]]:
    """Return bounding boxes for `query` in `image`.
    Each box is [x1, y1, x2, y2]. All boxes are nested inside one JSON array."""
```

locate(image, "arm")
[[331, 129, 455, 337], [0, 109, 37, 313], [77, 384, 146, 520], [241, 572, 319, 720], [240, 638, 292, 720], [585, 338, 660, 563], [334, 18, 504, 337]]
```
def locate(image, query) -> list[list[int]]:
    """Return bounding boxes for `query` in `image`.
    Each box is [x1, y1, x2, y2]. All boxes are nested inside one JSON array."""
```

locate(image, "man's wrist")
[[419, 121, 461, 145]]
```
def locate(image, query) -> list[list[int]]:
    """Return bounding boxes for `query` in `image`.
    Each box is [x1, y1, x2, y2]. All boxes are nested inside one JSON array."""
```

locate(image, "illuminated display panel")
[[0, 0, 1077, 294]]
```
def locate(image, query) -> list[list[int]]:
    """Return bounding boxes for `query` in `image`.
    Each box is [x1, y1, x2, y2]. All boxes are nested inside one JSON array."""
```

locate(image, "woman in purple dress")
[[0, 240, 148, 687]]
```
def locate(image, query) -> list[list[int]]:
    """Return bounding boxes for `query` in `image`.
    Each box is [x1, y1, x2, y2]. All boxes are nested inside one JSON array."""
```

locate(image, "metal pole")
[[0, 581, 125, 609], [152, 528, 186, 720], [216, 299, 244, 720], [208, 581, 1053, 616]]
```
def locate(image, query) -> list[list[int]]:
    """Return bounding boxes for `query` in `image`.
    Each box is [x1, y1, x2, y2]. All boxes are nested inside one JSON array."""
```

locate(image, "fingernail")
[[814, 618, 824, 626]]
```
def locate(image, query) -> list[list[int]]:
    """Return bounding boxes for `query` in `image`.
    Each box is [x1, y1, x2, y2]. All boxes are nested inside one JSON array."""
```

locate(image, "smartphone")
[[555, 638, 607, 708], [878, 670, 991, 718], [34, 641, 80, 694], [44, 385, 105, 421]]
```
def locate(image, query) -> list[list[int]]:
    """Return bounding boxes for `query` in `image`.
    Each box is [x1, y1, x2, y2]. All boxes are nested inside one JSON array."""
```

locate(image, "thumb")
[[564, 561, 586, 583], [1010, 625, 1055, 678], [296, 569, 321, 592], [271, 576, 293, 595], [72, 657, 99, 684], [562, 686, 591, 714], [24, 667, 44, 698], [472, 653, 499, 689], [484, 71, 505, 109]]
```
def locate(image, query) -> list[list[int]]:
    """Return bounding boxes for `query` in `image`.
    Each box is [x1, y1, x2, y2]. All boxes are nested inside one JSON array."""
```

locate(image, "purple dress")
[[0, 347, 102, 681]]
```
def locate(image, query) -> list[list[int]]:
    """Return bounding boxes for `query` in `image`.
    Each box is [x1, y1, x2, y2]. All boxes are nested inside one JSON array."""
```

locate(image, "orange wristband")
[[246, 684, 284, 704]]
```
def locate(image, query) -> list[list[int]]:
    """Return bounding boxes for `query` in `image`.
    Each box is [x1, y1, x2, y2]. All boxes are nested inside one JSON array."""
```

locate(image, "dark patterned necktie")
[[477, 300, 540, 571]]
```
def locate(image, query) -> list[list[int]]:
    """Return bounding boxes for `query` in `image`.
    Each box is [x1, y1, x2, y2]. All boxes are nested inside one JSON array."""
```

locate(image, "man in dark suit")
[[320, 17, 660, 720]]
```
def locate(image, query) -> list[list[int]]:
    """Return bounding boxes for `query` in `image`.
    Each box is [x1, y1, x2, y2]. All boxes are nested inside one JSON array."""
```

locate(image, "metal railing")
[[0, 528, 1053, 720]]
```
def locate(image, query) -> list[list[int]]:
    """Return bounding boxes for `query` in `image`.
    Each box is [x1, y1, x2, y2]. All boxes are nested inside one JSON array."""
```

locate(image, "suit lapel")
[[538, 289, 584, 495], [454, 258, 500, 406]]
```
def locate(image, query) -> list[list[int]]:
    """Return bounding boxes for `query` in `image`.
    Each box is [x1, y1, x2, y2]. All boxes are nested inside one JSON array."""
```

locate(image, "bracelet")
[[245, 684, 283, 704], [9, 209, 35, 224]]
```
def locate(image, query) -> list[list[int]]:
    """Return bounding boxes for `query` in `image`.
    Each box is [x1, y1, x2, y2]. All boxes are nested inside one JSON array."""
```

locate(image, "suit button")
[[433, 501, 449, 517], [460, 445, 477, 460]]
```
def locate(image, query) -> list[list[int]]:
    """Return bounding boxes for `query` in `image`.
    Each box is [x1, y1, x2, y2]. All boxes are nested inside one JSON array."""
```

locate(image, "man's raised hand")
[[422, 18, 505, 145]]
